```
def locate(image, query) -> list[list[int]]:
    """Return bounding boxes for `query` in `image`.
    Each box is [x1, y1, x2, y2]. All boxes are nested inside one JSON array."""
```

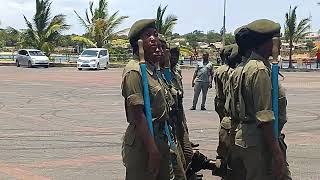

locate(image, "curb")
[[1, 62, 320, 72], [0, 62, 126, 68]]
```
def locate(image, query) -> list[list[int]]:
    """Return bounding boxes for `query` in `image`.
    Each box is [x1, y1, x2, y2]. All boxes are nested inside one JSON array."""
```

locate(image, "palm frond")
[[94, 0, 108, 19], [72, 36, 97, 47], [89, 1, 94, 18], [155, 4, 177, 37], [23, 15, 34, 31], [284, 6, 298, 41], [85, 9, 92, 24], [34, 0, 52, 35], [162, 15, 178, 36], [45, 14, 69, 39], [105, 11, 128, 35], [294, 18, 311, 42], [74, 10, 90, 31], [156, 5, 163, 33]]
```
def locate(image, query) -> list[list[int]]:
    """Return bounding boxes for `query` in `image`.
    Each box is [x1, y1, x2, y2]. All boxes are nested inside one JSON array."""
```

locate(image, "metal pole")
[[222, 0, 226, 48]]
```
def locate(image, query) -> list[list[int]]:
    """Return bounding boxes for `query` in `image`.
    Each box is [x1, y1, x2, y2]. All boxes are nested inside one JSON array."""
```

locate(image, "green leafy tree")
[[284, 6, 311, 68], [224, 33, 235, 45], [23, 0, 70, 55], [155, 5, 178, 37], [5, 27, 21, 46], [306, 40, 315, 51], [0, 30, 5, 48], [207, 30, 222, 43], [73, 0, 128, 48], [184, 30, 206, 48]]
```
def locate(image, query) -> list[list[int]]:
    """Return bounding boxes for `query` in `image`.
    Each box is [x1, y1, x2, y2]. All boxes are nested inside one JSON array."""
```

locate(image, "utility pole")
[[222, 0, 226, 48]]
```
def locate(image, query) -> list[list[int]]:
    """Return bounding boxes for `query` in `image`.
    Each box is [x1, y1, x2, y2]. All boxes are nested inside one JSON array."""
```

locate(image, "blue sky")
[[0, 0, 319, 35]]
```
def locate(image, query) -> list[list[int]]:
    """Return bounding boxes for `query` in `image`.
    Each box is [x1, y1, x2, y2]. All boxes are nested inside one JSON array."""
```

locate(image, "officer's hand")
[[272, 150, 285, 179], [148, 148, 161, 178]]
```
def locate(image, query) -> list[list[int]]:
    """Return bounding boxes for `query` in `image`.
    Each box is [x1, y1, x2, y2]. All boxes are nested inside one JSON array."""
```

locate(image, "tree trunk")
[[288, 39, 293, 68], [96, 39, 103, 48]]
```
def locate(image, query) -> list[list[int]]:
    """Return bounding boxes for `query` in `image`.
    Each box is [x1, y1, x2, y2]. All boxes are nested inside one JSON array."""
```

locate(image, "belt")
[[240, 120, 256, 125]]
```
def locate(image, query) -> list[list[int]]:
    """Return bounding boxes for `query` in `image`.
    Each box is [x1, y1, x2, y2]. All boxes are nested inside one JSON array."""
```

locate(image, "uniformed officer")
[[190, 52, 214, 110], [121, 19, 172, 180], [169, 46, 194, 166], [214, 44, 246, 180], [221, 26, 257, 179], [158, 34, 188, 180], [214, 44, 240, 122], [232, 19, 287, 180]]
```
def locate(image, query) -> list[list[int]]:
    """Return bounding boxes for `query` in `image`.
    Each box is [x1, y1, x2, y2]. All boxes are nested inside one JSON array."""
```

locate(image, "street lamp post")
[[222, 0, 226, 48]]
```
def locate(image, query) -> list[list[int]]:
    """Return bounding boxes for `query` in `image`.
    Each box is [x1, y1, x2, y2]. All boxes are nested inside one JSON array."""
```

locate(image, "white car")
[[16, 49, 49, 68], [77, 48, 109, 70]]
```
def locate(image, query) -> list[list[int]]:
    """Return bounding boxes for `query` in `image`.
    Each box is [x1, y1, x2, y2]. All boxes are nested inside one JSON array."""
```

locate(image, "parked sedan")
[[77, 48, 109, 70], [16, 49, 49, 68]]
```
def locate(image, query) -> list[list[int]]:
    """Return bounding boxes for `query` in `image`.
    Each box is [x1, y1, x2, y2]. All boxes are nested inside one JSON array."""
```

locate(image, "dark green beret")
[[220, 45, 233, 61], [234, 25, 246, 35], [225, 44, 241, 67], [246, 19, 281, 36], [229, 44, 239, 60], [128, 19, 156, 43]]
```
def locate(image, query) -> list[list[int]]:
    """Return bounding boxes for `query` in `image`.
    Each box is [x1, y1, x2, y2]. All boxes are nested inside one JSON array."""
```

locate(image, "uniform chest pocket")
[[149, 84, 162, 101]]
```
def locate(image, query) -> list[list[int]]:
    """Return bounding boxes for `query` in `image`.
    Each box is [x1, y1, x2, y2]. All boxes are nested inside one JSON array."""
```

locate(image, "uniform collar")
[[146, 61, 156, 76], [249, 52, 271, 69], [134, 55, 156, 76]]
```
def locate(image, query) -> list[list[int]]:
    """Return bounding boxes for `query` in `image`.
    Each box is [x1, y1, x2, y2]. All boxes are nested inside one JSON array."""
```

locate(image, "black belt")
[[240, 121, 256, 124]]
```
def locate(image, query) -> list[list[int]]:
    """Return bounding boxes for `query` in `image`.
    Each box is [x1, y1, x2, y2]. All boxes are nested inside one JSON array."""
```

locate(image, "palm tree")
[[23, 0, 69, 55], [73, 0, 128, 48], [284, 6, 311, 68], [155, 5, 178, 37]]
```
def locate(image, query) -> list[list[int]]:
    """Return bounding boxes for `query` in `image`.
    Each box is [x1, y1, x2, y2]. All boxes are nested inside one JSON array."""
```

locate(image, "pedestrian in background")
[[190, 52, 213, 111], [316, 49, 320, 69]]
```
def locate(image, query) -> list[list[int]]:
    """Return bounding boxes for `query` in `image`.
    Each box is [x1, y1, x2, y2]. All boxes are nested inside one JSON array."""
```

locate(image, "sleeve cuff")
[[126, 93, 144, 106], [256, 110, 274, 123]]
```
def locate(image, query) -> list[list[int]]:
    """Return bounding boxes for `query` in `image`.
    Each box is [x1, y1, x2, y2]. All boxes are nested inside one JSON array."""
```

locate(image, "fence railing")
[[0, 54, 134, 63]]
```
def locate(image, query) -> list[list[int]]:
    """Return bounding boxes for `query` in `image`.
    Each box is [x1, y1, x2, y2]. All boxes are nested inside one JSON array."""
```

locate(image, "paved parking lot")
[[1, 66, 320, 179]]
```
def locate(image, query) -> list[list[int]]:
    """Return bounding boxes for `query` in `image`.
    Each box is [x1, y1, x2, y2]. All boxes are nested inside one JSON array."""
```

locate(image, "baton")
[[271, 37, 280, 138], [138, 39, 154, 136]]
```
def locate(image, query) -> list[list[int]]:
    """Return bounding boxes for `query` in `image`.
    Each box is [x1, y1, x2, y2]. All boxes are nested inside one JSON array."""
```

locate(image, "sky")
[[0, 0, 319, 35]]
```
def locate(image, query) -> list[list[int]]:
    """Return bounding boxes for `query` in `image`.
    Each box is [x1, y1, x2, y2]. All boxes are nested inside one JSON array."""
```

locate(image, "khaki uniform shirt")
[[214, 64, 233, 119], [278, 84, 287, 132], [121, 60, 171, 123], [235, 52, 275, 148], [225, 57, 249, 121], [171, 64, 184, 97]]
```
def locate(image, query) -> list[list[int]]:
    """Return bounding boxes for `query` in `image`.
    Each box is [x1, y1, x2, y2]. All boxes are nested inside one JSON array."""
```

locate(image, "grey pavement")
[[0, 66, 320, 179]]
